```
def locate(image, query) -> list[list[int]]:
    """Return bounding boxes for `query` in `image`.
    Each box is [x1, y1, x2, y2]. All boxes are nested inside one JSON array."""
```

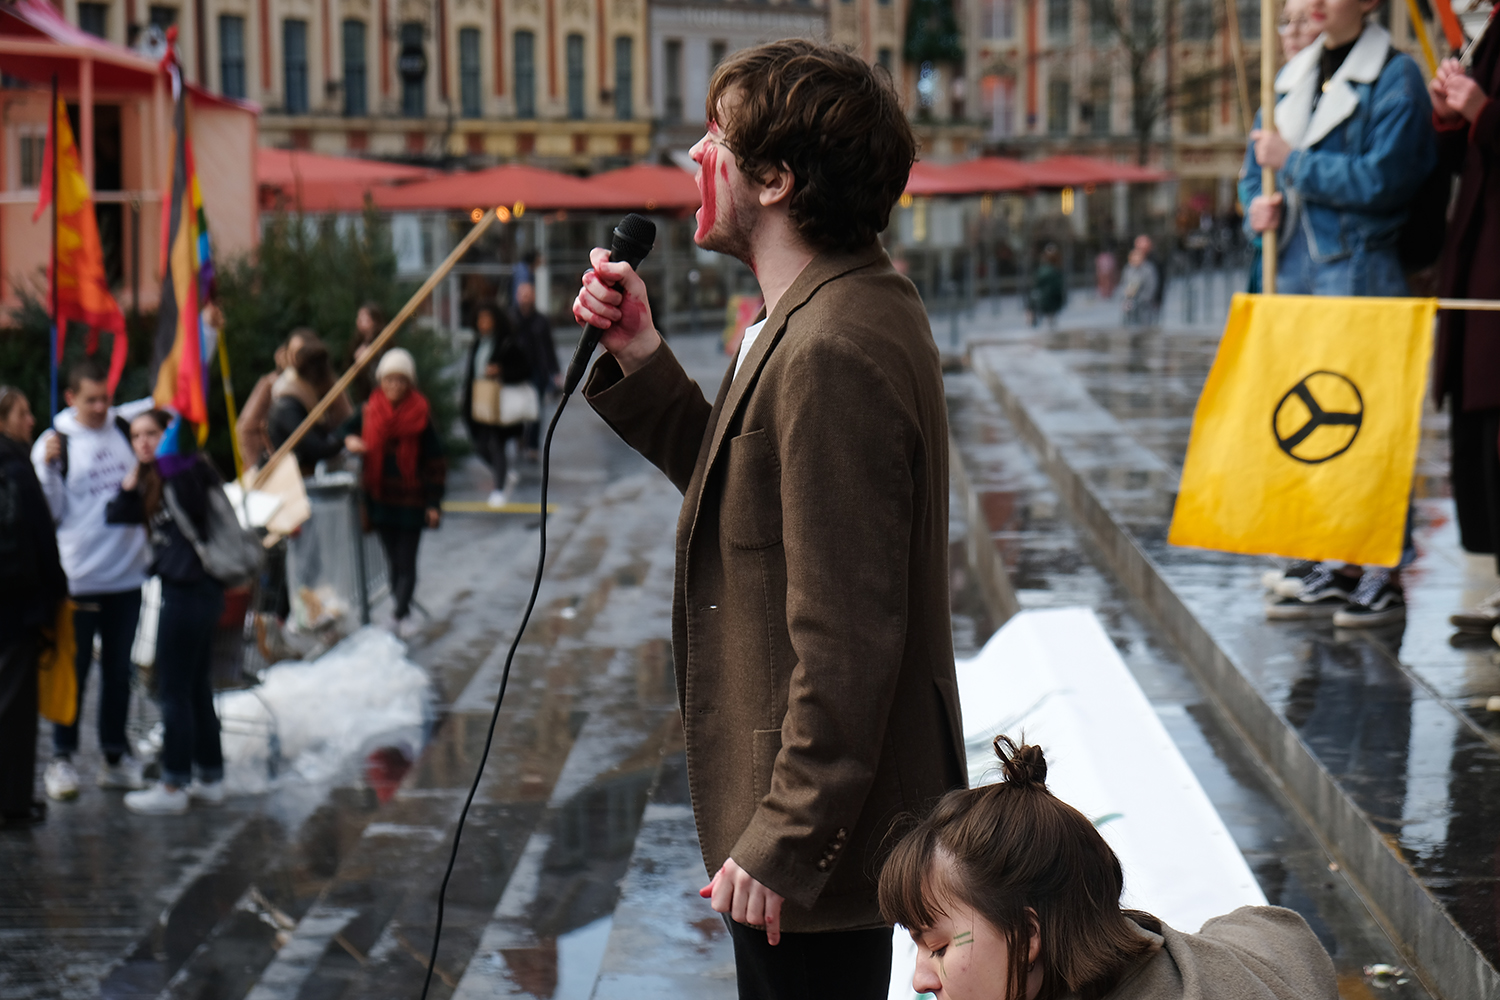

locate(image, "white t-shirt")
[[734, 319, 768, 379]]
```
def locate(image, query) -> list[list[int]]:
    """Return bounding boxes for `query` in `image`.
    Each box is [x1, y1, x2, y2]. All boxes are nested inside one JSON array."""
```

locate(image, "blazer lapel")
[[699, 244, 887, 482]]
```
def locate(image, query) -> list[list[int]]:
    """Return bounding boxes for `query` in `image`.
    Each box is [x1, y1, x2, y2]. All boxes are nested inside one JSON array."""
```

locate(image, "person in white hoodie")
[[30, 359, 154, 801]]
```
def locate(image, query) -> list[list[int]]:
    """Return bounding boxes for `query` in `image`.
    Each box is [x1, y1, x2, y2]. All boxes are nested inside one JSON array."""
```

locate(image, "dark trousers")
[[54, 588, 141, 759], [156, 580, 225, 787], [377, 526, 422, 620], [1451, 406, 1500, 572], [472, 423, 522, 487], [0, 633, 40, 817], [727, 919, 892, 1000]]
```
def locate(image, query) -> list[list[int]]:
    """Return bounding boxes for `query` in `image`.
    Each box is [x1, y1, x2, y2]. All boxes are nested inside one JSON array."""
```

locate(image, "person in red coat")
[[1430, 23, 1500, 639]]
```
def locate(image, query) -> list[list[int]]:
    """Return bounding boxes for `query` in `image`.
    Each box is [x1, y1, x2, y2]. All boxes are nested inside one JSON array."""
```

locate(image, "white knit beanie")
[[375, 347, 416, 382]]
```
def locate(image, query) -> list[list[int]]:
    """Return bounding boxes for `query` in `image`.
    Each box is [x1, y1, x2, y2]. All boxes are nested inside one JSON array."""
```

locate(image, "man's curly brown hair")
[[706, 40, 916, 252]]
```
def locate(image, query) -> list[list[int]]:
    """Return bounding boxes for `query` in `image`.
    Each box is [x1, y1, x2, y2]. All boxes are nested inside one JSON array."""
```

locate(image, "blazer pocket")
[[720, 429, 783, 549], [752, 727, 783, 801]]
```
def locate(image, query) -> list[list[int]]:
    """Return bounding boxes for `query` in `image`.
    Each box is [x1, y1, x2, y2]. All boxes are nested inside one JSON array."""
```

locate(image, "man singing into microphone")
[[572, 41, 965, 998]]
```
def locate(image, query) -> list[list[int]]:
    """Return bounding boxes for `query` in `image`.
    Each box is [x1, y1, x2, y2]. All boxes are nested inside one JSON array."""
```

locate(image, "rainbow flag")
[[32, 93, 128, 403], [152, 79, 212, 430]]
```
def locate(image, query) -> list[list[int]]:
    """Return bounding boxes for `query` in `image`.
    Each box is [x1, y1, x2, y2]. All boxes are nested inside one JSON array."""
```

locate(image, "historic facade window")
[[515, 30, 536, 118], [220, 15, 246, 98], [664, 39, 683, 123], [1047, 0, 1070, 39], [78, 3, 108, 38], [399, 23, 427, 117], [1047, 78, 1070, 135], [284, 19, 309, 114], [343, 20, 367, 116], [567, 33, 586, 119], [614, 36, 633, 120], [459, 27, 482, 118]]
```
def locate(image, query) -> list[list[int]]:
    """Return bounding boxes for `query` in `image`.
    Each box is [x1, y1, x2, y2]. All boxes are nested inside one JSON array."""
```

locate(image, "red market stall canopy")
[[368, 163, 624, 213], [589, 163, 701, 212], [257, 148, 436, 212], [904, 154, 1170, 196]]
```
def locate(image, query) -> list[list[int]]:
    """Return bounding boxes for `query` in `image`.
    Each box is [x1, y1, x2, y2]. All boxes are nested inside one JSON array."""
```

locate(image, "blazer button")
[[817, 859, 829, 871], [836, 828, 848, 840]]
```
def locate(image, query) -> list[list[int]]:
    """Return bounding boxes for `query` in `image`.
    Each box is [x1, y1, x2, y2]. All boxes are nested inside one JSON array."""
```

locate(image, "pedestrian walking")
[[0, 387, 68, 826], [1095, 248, 1119, 299], [343, 349, 445, 639], [511, 282, 560, 458], [1241, 0, 1320, 293], [461, 304, 533, 507], [267, 331, 353, 475], [1428, 19, 1500, 642], [30, 360, 154, 802], [347, 302, 386, 403], [573, 41, 964, 998], [106, 412, 228, 814], [1244, 0, 1436, 625], [1030, 244, 1066, 328], [879, 736, 1339, 1000], [1120, 244, 1160, 327]]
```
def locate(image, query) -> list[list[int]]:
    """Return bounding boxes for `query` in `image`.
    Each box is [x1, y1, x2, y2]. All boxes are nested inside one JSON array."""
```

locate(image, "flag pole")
[[1261, 0, 1277, 294], [251, 206, 501, 490], [49, 74, 59, 416], [217, 326, 245, 481], [1225, 0, 1253, 134]]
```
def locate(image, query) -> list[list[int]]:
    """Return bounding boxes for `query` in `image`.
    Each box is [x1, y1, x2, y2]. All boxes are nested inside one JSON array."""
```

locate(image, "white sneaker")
[[124, 783, 189, 815], [97, 755, 146, 790], [395, 617, 422, 640], [187, 779, 225, 806], [44, 759, 80, 801], [486, 489, 508, 508]]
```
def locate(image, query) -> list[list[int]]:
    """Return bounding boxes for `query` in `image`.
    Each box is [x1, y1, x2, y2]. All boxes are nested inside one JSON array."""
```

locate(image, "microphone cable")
[[418, 213, 656, 999]]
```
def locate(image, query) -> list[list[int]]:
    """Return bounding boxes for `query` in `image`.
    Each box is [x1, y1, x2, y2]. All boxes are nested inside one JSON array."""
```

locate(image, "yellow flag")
[[1169, 293, 1435, 567]]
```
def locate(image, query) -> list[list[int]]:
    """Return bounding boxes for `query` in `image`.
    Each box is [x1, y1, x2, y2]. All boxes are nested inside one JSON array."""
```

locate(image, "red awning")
[[368, 163, 620, 212], [588, 163, 700, 212], [0, 0, 257, 110], [256, 147, 436, 211], [904, 154, 1170, 196]]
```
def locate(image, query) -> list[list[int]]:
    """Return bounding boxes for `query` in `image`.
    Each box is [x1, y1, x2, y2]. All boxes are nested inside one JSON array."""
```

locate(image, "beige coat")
[[586, 244, 966, 933], [1105, 907, 1340, 1000]]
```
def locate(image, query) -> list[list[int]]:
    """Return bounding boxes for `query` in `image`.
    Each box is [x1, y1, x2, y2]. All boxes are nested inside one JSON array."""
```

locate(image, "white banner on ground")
[[888, 607, 1265, 1000]]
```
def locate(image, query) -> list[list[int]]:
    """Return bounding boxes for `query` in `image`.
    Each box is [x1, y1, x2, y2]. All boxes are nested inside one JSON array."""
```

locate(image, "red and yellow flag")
[[33, 95, 128, 393], [152, 85, 209, 428]]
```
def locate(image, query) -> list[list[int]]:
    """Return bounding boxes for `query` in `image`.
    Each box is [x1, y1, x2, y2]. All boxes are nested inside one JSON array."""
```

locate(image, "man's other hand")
[[43, 433, 63, 465], [700, 858, 785, 945], [573, 247, 662, 376]]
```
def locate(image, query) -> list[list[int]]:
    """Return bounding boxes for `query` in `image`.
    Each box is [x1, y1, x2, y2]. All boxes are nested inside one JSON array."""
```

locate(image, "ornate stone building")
[[47, 0, 651, 165]]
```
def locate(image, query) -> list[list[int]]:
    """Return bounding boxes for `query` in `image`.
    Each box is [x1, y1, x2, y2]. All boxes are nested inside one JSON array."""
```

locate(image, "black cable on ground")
[[418, 392, 571, 1000]]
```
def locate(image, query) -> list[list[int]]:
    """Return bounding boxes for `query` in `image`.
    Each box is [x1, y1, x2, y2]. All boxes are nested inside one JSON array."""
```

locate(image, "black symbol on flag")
[[1273, 371, 1364, 464]]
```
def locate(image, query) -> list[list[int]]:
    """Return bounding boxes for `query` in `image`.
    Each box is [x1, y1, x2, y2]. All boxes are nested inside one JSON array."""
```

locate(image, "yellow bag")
[[37, 599, 78, 726]]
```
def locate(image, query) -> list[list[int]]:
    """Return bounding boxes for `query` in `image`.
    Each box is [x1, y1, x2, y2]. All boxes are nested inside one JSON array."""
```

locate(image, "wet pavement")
[[951, 308, 1500, 1000], [0, 311, 1478, 1000]]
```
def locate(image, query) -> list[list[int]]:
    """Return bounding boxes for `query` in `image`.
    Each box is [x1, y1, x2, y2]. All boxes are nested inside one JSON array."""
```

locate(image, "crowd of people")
[[0, 277, 556, 825]]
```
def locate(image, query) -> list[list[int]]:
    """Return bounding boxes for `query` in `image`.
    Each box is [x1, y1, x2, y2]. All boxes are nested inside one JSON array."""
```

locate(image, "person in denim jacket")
[[1243, 0, 1435, 298], [1243, 0, 1435, 627]]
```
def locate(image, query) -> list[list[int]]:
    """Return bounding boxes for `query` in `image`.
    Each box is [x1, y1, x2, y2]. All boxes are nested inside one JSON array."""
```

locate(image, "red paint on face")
[[696, 144, 719, 243]]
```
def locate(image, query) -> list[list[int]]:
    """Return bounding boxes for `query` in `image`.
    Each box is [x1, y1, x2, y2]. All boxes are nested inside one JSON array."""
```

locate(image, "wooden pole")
[[1403, 0, 1439, 75], [1260, 0, 1277, 295], [1437, 299, 1500, 311], [252, 207, 500, 489], [217, 325, 245, 482], [1225, 0, 1253, 135]]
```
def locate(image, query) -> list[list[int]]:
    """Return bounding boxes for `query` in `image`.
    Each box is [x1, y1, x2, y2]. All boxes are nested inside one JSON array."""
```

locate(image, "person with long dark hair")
[[268, 330, 354, 475], [0, 387, 68, 826], [461, 304, 532, 507], [880, 736, 1339, 1000], [106, 411, 227, 815]]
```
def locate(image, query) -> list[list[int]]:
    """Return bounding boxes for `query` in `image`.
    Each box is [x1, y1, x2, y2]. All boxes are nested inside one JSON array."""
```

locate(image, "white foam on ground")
[[889, 607, 1266, 1000], [217, 626, 432, 795]]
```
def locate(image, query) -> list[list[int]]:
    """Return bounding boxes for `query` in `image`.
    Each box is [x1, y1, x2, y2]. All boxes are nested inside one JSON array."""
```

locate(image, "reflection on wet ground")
[[964, 320, 1500, 998], [946, 370, 1432, 998]]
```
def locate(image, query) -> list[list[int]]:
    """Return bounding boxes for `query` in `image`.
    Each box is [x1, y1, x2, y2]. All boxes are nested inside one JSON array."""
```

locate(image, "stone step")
[[960, 332, 1500, 1000]]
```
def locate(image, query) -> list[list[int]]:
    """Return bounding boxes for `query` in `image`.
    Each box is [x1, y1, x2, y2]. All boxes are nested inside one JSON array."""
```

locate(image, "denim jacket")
[[1240, 24, 1435, 266]]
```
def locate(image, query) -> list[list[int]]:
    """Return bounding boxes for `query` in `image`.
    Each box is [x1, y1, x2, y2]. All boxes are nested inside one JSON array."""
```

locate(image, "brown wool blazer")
[[585, 244, 967, 933]]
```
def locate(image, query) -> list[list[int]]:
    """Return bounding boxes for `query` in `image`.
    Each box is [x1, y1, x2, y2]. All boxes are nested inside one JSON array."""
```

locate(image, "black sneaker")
[[1261, 560, 1320, 596], [1265, 567, 1359, 619], [1333, 570, 1406, 628]]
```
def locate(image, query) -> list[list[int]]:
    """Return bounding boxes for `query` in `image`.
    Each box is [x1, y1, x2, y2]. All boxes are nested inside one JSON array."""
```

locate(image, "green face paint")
[[952, 931, 974, 948]]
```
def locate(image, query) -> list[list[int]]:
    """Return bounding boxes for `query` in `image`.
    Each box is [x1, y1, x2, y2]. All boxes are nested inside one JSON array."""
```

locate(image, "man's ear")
[[758, 162, 795, 208], [1026, 907, 1041, 964]]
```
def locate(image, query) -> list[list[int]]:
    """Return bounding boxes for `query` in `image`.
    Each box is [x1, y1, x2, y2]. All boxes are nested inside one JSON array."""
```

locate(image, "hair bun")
[[993, 734, 1047, 788]]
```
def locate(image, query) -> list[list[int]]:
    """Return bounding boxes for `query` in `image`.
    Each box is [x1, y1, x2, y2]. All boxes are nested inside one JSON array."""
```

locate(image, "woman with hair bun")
[[879, 736, 1338, 1000]]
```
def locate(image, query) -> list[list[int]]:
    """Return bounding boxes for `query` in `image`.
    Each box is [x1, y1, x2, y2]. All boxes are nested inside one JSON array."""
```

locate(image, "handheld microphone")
[[563, 213, 657, 395]]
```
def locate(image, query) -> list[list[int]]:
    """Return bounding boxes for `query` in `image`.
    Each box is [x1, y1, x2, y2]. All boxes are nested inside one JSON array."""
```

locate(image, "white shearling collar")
[[1273, 23, 1392, 150]]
